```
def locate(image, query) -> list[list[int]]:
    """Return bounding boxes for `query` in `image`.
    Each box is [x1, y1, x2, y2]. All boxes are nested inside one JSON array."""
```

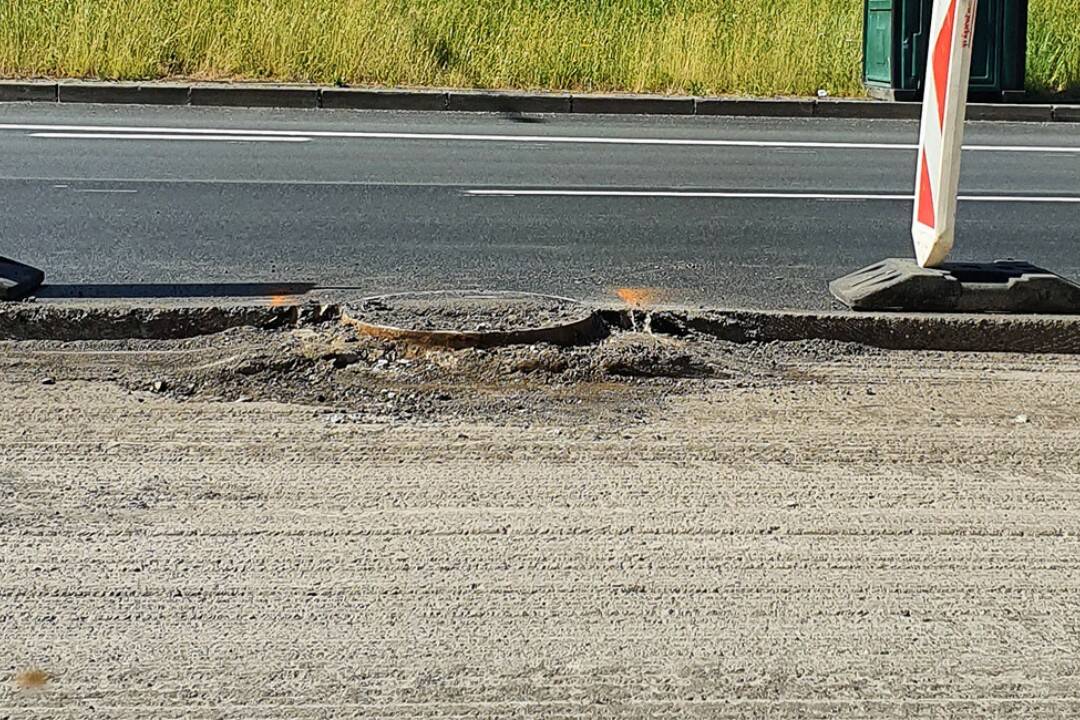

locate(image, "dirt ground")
[[2, 323, 1080, 719]]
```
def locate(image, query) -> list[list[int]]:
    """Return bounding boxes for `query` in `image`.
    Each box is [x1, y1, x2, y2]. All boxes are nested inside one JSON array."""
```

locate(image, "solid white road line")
[[29, 132, 311, 143], [465, 189, 1080, 203], [3, 123, 1078, 154]]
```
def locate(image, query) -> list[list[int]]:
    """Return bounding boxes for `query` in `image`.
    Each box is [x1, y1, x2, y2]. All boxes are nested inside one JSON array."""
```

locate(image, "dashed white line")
[[29, 132, 311, 143]]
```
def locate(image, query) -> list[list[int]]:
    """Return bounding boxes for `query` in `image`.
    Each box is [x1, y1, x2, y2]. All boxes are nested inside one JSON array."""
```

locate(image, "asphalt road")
[[1, 103, 1078, 309]]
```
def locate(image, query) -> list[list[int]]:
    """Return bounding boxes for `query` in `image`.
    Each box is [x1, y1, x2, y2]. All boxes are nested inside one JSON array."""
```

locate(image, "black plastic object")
[[830, 258, 1080, 313], [0, 256, 44, 301]]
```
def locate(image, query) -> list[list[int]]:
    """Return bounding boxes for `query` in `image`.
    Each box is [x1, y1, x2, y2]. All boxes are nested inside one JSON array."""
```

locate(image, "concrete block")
[[190, 84, 319, 108], [0, 81, 57, 103], [815, 100, 921, 119], [966, 103, 1053, 122], [695, 98, 814, 117], [1053, 105, 1080, 123], [321, 88, 447, 111], [0, 257, 45, 301], [448, 91, 571, 114], [831, 258, 1080, 313], [59, 82, 190, 105], [571, 93, 694, 115]]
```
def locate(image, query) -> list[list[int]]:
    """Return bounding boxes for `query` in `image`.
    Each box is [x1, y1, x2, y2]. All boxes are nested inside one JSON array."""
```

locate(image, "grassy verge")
[[0, 0, 1075, 97]]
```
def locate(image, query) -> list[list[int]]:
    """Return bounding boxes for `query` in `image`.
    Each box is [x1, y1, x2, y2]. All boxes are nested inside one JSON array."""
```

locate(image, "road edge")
[[0, 80, 1076, 122], [3, 301, 1079, 354]]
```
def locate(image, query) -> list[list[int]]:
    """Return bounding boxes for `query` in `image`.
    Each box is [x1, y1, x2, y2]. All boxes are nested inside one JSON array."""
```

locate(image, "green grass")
[[1026, 0, 1080, 95], [0, 0, 1075, 97]]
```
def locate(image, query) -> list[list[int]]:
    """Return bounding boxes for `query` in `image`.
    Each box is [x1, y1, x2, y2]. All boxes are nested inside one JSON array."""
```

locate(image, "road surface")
[[1, 103, 1077, 309]]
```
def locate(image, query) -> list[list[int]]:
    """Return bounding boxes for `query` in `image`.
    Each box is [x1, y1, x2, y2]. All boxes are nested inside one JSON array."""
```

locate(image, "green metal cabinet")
[[863, 0, 1028, 101]]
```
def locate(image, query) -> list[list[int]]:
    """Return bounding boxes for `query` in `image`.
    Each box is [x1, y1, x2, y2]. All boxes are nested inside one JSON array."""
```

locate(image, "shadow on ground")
[[36, 282, 316, 299]]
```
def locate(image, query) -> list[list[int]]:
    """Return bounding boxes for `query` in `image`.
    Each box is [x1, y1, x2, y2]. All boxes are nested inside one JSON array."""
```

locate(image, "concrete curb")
[[449, 90, 571, 114], [657, 309, 1080, 355], [0, 303, 329, 341], [3, 300, 1080, 354], [0, 81, 57, 102], [323, 88, 446, 111], [189, 84, 319, 109], [696, 98, 815, 117], [571, 93, 695, 115], [1, 80, 1076, 122]]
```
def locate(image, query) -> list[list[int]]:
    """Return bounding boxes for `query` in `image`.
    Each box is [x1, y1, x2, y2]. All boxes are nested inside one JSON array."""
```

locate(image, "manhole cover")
[[341, 291, 606, 348]]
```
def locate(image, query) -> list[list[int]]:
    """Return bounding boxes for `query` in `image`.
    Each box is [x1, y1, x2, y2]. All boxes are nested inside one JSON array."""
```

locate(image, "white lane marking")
[[2, 123, 1077, 153], [29, 132, 310, 143], [466, 189, 1080, 203]]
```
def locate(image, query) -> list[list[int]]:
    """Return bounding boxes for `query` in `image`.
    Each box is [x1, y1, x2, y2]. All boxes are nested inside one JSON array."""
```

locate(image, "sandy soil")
[[2, 326, 1080, 718]]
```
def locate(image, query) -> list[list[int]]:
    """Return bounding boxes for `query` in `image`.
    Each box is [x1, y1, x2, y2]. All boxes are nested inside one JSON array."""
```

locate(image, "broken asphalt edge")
[[2, 300, 1079, 355], [0, 80, 1076, 122]]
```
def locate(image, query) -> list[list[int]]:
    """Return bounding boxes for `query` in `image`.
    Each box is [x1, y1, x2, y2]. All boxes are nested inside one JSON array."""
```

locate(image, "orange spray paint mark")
[[269, 295, 289, 308], [615, 288, 660, 308]]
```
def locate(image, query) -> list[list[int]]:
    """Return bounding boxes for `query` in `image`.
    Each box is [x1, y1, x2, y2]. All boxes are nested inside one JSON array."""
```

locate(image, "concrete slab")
[[0, 257, 45, 301], [830, 258, 1080, 313]]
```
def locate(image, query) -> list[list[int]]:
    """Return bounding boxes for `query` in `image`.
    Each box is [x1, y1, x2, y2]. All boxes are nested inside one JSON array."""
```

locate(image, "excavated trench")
[[2, 292, 877, 424]]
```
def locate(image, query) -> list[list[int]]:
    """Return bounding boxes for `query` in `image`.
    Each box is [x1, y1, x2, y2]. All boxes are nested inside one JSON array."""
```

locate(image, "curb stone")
[[815, 99, 922, 119], [1054, 105, 1080, 122], [189, 84, 319, 108], [0, 80, 57, 102], [322, 88, 447, 111], [696, 98, 815, 117], [0, 80, 1075, 121], [448, 90, 572, 114], [966, 103, 1054, 122], [58, 82, 190, 105], [571, 93, 695, 115]]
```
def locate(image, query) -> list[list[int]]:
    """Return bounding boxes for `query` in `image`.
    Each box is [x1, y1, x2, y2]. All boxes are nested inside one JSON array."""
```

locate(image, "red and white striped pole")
[[912, 0, 979, 268]]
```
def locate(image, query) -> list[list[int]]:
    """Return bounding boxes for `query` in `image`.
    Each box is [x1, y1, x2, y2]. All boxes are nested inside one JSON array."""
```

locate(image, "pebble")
[[40, 377, 55, 386]]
